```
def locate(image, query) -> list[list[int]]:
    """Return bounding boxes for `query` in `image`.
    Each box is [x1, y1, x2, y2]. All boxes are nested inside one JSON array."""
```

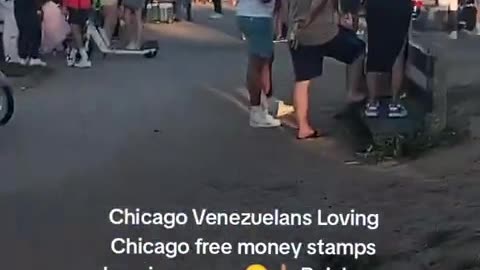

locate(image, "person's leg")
[[13, 2, 28, 63], [29, 12, 41, 58], [247, 55, 264, 107], [477, 0, 480, 33], [209, 0, 223, 18], [213, 0, 222, 13], [289, 44, 325, 139], [294, 80, 315, 137], [391, 40, 407, 103], [69, 9, 91, 67], [262, 55, 295, 117], [323, 27, 366, 104], [346, 53, 366, 103], [103, 4, 119, 44], [238, 16, 280, 127], [27, 11, 46, 66], [365, 0, 393, 117], [124, 7, 135, 48], [186, 0, 192, 21], [262, 56, 273, 98], [134, 8, 143, 48]]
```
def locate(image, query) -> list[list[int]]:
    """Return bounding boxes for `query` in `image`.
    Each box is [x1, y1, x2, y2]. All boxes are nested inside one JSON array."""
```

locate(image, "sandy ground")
[[1, 3, 480, 270]]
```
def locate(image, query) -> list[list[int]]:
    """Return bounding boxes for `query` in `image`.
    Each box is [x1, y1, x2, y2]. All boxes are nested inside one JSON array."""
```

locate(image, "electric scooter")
[[0, 71, 14, 126], [85, 19, 159, 59]]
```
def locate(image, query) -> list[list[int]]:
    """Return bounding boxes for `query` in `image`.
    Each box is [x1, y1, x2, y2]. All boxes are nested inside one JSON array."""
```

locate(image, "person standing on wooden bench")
[[364, 0, 411, 118]]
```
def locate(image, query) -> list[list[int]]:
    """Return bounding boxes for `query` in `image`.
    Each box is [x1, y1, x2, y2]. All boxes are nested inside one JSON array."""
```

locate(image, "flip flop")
[[296, 130, 326, 140]]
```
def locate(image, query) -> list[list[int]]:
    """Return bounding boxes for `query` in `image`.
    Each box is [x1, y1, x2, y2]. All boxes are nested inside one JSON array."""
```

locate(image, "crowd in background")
[[0, 0, 152, 68]]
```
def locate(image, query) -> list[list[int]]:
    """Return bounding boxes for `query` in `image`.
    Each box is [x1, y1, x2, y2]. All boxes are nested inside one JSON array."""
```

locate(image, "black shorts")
[[289, 27, 366, 82], [366, 0, 411, 72], [68, 8, 90, 26]]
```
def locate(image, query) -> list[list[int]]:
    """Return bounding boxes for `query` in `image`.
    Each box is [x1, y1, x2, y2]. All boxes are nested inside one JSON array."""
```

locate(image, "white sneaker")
[[19, 58, 28, 66], [209, 13, 223, 19], [29, 58, 47, 67], [74, 58, 92, 68], [449, 31, 458, 39], [249, 106, 281, 128]]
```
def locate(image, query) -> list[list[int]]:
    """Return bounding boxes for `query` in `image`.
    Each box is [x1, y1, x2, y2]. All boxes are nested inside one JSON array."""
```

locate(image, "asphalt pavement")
[[1, 4, 480, 270]]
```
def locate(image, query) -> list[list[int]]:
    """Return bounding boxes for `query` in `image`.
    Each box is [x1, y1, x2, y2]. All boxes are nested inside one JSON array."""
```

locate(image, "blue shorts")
[[237, 16, 274, 58]]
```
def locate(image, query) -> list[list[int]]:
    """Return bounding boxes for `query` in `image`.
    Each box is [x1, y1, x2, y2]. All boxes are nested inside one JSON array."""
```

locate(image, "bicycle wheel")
[[0, 85, 14, 125]]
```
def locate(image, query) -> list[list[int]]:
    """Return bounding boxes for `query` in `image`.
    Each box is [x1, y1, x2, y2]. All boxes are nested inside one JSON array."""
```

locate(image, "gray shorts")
[[123, 0, 145, 10]]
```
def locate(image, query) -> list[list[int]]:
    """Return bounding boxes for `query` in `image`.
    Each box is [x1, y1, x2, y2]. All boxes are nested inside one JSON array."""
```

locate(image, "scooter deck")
[[88, 25, 158, 55]]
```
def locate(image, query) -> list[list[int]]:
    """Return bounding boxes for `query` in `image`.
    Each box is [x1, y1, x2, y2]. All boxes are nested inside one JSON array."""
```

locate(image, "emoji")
[[246, 264, 267, 270]]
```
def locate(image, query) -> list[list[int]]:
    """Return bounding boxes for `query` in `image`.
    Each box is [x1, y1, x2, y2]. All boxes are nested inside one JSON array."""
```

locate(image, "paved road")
[[1, 5, 480, 270]]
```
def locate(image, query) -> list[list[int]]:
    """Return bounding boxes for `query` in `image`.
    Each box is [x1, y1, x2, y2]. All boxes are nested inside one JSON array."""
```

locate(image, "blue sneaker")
[[388, 103, 408, 118], [365, 102, 380, 118]]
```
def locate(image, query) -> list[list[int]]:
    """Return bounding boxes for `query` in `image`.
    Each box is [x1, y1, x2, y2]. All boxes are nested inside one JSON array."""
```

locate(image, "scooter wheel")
[[0, 85, 14, 126], [144, 49, 158, 59]]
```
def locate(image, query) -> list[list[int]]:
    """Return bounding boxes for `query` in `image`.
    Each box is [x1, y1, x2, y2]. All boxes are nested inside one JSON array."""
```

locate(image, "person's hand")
[[289, 22, 300, 49]]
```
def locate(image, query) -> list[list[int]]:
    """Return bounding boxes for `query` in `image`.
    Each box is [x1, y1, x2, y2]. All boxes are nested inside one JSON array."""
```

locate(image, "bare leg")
[[71, 24, 84, 50], [391, 40, 406, 103], [247, 55, 265, 106], [103, 5, 118, 43], [134, 9, 143, 48], [346, 53, 367, 103], [366, 72, 382, 104], [124, 9, 134, 46], [294, 80, 314, 138], [261, 56, 273, 97]]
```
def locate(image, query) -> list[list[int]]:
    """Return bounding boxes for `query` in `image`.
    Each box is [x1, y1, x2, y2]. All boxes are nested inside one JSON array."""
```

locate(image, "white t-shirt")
[[236, 0, 276, 18]]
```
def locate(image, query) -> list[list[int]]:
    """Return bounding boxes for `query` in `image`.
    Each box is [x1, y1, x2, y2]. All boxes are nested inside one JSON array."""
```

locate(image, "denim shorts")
[[237, 16, 274, 58]]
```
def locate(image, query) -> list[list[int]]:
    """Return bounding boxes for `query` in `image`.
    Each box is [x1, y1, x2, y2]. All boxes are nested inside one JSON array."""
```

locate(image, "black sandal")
[[296, 130, 326, 140]]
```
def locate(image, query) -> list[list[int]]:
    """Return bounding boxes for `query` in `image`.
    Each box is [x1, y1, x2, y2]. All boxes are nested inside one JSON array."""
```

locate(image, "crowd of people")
[[236, 0, 414, 139], [0, 0, 149, 68]]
